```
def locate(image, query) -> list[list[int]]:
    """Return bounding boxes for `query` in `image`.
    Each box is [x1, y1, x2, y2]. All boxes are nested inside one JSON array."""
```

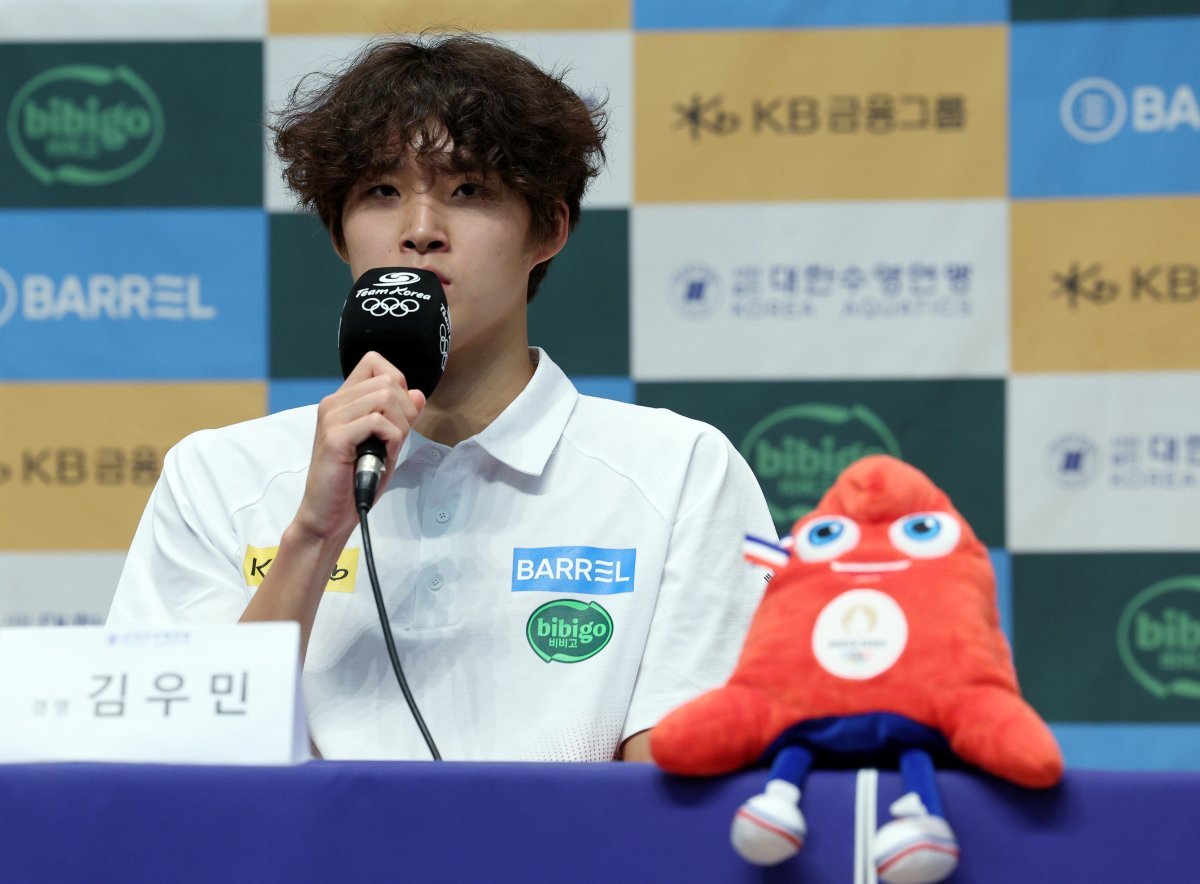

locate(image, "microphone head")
[[337, 267, 452, 397]]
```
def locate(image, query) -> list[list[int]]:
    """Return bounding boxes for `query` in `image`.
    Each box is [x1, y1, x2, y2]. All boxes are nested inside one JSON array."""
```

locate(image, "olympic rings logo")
[[361, 297, 419, 317]]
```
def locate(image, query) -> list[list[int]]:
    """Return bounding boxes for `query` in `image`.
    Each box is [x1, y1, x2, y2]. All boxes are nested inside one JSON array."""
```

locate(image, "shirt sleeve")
[[620, 426, 776, 743], [106, 435, 251, 626]]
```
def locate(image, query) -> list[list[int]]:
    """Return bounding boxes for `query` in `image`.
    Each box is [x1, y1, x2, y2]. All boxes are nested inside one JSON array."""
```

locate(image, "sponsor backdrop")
[[2, 0, 1198, 770]]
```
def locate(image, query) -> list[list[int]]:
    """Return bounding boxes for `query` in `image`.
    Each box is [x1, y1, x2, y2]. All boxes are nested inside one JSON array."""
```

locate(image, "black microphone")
[[338, 267, 451, 512]]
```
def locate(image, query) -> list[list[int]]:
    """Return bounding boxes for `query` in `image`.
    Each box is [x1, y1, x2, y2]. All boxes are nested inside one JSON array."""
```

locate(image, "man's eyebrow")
[[360, 148, 497, 183]]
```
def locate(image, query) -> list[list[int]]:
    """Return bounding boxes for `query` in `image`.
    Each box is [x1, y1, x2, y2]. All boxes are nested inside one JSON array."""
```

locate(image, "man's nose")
[[401, 199, 447, 253]]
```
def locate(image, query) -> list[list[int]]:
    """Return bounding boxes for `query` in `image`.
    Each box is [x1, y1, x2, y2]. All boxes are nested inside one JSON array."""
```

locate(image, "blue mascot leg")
[[899, 747, 944, 818], [770, 743, 814, 789], [730, 744, 812, 867], [873, 747, 960, 884]]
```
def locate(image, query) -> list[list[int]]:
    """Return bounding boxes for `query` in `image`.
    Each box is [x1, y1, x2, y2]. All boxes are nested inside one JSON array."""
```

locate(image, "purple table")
[[1, 763, 1195, 882]]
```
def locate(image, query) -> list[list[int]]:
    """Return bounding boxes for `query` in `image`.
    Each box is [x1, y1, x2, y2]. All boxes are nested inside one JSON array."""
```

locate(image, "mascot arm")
[[651, 683, 781, 776], [940, 685, 1064, 788]]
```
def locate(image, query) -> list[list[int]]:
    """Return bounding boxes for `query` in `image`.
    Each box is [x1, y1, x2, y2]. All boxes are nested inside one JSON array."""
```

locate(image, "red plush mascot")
[[652, 455, 1063, 883]]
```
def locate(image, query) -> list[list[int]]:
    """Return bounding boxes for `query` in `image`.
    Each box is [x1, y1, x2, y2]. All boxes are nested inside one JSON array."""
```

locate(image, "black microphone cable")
[[356, 468, 442, 761]]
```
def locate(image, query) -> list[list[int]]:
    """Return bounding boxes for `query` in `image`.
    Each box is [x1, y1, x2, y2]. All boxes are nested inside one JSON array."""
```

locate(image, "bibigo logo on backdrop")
[[1117, 576, 1200, 700], [6, 64, 165, 186], [1060, 76, 1199, 144], [739, 404, 901, 532]]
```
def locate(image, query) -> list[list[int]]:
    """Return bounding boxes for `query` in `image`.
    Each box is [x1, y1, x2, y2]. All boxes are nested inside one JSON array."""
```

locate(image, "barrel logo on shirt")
[[511, 546, 635, 595], [242, 545, 359, 594], [526, 599, 614, 664]]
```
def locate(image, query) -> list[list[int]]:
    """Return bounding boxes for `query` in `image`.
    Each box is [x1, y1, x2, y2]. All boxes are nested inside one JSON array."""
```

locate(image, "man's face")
[[338, 152, 564, 366]]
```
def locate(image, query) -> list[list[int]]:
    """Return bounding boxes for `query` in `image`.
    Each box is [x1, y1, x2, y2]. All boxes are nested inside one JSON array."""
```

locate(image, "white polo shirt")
[[109, 349, 775, 761]]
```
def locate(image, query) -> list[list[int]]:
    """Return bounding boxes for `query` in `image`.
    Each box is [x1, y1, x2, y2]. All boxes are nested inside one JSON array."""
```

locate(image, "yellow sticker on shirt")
[[243, 545, 359, 593]]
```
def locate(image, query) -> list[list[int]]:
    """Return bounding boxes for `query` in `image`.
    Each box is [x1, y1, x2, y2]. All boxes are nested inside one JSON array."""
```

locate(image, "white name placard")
[[0, 622, 308, 765]]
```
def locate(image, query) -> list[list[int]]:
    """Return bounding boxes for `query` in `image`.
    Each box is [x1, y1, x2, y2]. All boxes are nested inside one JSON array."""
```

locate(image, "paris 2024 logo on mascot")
[[651, 455, 1063, 884]]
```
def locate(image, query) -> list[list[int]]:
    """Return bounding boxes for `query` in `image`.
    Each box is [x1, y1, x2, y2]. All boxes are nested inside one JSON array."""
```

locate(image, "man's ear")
[[530, 200, 570, 266]]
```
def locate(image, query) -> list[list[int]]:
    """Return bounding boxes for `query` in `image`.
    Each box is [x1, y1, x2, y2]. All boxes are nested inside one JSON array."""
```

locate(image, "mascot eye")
[[888, 512, 962, 559], [794, 516, 861, 562]]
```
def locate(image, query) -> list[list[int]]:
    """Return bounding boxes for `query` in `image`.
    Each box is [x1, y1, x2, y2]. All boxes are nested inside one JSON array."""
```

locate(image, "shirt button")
[[428, 575, 444, 591], [435, 509, 451, 524], [429, 449, 442, 462]]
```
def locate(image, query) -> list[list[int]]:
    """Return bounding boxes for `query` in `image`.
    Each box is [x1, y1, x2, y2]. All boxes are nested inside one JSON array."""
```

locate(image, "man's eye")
[[367, 184, 398, 197], [454, 182, 483, 197]]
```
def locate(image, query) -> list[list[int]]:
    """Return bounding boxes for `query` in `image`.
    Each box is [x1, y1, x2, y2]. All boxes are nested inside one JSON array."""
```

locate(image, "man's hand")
[[293, 351, 426, 545], [240, 352, 424, 657]]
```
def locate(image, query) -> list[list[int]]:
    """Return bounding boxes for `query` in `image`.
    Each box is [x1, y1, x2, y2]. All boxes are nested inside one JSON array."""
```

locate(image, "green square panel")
[[269, 213, 352, 379], [1014, 553, 1200, 723], [529, 208, 629, 377], [1012, 1, 1200, 20], [1, 43, 262, 207], [636, 378, 1005, 546]]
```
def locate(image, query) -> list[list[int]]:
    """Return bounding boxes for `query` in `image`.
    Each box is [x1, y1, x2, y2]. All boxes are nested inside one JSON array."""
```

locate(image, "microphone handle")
[[355, 436, 387, 463], [354, 436, 388, 513]]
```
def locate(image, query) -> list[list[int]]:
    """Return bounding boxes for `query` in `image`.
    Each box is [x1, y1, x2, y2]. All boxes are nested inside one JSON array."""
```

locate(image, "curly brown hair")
[[272, 33, 608, 301]]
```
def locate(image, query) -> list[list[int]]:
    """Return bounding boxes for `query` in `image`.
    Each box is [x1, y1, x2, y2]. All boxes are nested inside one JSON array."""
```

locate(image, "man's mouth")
[[416, 267, 450, 286]]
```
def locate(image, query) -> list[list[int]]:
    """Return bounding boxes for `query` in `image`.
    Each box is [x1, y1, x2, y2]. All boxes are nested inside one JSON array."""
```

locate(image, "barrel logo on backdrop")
[[740, 405, 901, 530], [1061, 76, 1200, 144], [1118, 577, 1200, 700], [0, 269, 16, 328], [0, 210, 263, 380], [1047, 433, 1199, 490], [670, 261, 975, 321], [673, 91, 967, 141], [0, 266, 215, 328], [1050, 261, 1198, 309], [6, 64, 164, 186], [511, 547, 635, 595], [526, 599, 614, 664]]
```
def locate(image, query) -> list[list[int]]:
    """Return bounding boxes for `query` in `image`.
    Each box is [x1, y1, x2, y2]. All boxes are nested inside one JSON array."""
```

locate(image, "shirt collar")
[[395, 348, 577, 477]]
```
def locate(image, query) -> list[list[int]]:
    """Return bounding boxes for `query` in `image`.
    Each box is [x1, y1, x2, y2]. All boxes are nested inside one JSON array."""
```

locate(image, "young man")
[[109, 34, 775, 762]]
